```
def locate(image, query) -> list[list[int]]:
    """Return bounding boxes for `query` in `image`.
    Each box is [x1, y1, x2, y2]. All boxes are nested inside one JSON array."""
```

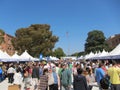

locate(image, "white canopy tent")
[[108, 43, 120, 59], [109, 44, 120, 56], [0, 50, 39, 62], [12, 52, 20, 59], [91, 50, 109, 60], [0, 50, 11, 62], [19, 50, 35, 61], [77, 55, 84, 60], [11, 52, 21, 62], [4, 51, 11, 58], [99, 50, 109, 57], [41, 56, 59, 61], [89, 44, 120, 60], [85, 52, 95, 59], [49, 56, 59, 61]]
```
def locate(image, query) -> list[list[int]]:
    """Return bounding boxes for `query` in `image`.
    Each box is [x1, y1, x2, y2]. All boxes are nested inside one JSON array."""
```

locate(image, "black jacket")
[[73, 74, 88, 90], [32, 67, 39, 79]]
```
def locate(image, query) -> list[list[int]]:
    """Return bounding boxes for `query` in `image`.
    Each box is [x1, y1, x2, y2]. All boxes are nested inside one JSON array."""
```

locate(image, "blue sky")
[[0, 0, 120, 55]]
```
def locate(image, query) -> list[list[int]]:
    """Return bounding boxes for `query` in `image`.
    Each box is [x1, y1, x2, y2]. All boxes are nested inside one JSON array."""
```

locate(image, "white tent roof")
[[99, 50, 109, 57], [77, 55, 84, 60], [0, 50, 11, 62], [11, 52, 20, 59], [4, 51, 11, 58], [0, 50, 7, 58], [86, 52, 95, 59], [20, 50, 34, 61], [91, 50, 109, 60], [49, 56, 59, 61], [109, 43, 120, 56]]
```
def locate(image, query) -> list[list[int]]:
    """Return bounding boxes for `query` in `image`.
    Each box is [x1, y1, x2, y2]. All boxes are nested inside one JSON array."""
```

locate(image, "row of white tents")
[[1, 43, 120, 62], [78, 43, 120, 60], [0, 50, 59, 62]]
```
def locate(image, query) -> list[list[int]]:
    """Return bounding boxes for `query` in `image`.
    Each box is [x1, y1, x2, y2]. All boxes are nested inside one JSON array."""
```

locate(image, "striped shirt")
[[38, 75, 48, 90]]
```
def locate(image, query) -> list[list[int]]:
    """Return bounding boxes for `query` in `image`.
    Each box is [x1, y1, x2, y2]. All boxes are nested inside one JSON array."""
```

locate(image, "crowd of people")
[[0, 59, 120, 90]]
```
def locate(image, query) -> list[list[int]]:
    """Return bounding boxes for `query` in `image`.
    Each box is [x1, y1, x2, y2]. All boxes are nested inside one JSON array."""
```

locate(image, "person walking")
[[61, 64, 72, 90], [7, 65, 15, 83], [108, 61, 120, 90], [48, 67, 60, 90], [73, 68, 88, 90], [23, 66, 31, 90], [13, 68, 23, 89], [39, 68, 48, 90], [86, 68, 95, 90], [32, 63, 40, 90], [95, 63, 105, 90]]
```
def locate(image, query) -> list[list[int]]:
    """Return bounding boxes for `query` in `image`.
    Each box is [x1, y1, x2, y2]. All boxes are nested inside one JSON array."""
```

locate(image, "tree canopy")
[[12, 24, 59, 57], [53, 47, 66, 58], [85, 30, 109, 54], [71, 51, 85, 57]]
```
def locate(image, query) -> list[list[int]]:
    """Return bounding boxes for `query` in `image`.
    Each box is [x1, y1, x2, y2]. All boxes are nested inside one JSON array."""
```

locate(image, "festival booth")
[[11, 52, 21, 62], [0, 50, 39, 62], [77, 55, 84, 60], [0, 50, 11, 62], [49, 56, 59, 61], [97, 50, 109, 59], [85, 52, 95, 60], [107, 43, 120, 59], [91, 50, 109, 60], [41, 56, 59, 61], [19, 50, 36, 62], [87, 44, 120, 60]]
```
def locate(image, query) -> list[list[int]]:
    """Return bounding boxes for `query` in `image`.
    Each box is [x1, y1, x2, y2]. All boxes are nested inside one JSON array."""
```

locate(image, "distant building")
[[106, 34, 120, 49], [0, 33, 15, 55]]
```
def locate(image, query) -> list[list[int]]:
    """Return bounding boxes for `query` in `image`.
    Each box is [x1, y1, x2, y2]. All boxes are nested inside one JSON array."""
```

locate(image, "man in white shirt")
[[7, 65, 15, 83]]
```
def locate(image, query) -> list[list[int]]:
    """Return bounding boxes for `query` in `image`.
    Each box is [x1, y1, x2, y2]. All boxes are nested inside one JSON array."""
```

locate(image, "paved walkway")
[[0, 78, 25, 90], [0, 78, 99, 90]]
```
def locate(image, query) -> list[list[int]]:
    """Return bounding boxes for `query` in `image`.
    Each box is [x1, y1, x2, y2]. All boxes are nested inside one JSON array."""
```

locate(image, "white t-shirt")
[[13, 72, 23, 85]]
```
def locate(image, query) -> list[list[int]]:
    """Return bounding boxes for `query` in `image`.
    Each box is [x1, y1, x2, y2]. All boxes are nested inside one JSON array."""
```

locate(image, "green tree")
[[53, 47, 66, 58], [0, 29, 5, 44], [71, 51, 85, 57], [12, 24, 59, 57], [85, 30, 109, 54], [71, 52, 79, 56]]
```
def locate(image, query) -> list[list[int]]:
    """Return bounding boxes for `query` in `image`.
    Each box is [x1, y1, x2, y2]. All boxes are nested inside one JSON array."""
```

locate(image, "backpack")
[[100, 77, 110, 89]]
